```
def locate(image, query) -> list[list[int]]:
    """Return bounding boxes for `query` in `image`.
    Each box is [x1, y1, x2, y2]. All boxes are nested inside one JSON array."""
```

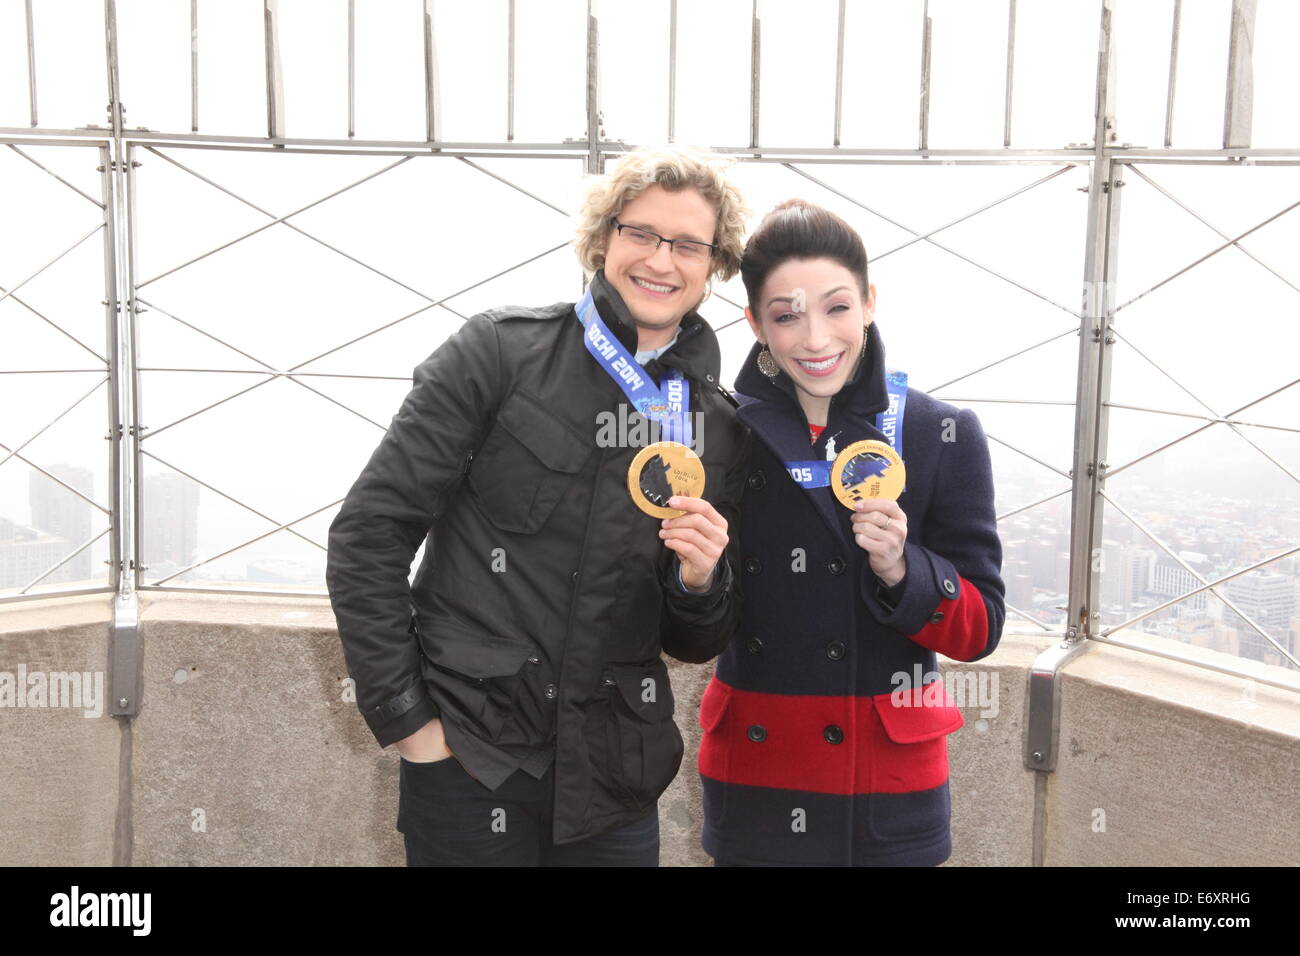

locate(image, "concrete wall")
[[0, 595, 118, 866], [1046, 640, 1300, 865], [1, 593, 1297, 866]]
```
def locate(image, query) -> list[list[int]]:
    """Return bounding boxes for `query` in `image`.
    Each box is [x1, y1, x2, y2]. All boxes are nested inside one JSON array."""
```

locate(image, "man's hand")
[[394, 717, 454, 763], [850, 498, 908, 587], [660, 495, 728, 592]]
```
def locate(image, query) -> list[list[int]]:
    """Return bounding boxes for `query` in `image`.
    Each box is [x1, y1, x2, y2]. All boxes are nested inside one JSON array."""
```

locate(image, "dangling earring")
[[757, 345, 780, 379], [861, 325, 870, 361]]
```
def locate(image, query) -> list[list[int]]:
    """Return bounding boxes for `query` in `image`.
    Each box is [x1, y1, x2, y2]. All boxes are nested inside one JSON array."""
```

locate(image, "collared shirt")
[[634, 328, 680, 366]]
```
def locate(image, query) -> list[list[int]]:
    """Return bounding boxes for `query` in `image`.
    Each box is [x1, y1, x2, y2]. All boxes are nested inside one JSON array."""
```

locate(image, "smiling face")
[[745, 257, 876, 424], [602, 184, 718, 351]]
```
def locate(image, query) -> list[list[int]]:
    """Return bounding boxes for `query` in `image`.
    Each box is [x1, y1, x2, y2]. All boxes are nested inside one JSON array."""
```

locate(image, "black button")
[[746, 637, 764, 655], [943, 578, 956, 595], [571, 571, 579, 583], [744, 557, 762, 574], [747, 470, 766, 490], [527, 656, 540, 664], [823, 725, 844, 745], [543, 683, 557, 700], [747, 725, 767, 743], [827, 557, 846, 575], [929, 611, 945, 624], [826, 641, 845, 660]]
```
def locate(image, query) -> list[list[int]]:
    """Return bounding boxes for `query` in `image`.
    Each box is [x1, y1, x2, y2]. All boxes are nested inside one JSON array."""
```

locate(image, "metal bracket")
[[1077, 179, 1123, 194], [1024, 637, 1092, 772], [108, 587, 141, 718]]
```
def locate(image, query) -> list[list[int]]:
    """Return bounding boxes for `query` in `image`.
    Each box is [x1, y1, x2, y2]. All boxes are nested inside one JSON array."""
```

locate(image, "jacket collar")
[[734, 321, 892, 542], [586, 269, 722, 385]]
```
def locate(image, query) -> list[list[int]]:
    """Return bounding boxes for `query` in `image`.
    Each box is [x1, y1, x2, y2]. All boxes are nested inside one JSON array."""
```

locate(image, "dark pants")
[[398, 755, 660, 867]]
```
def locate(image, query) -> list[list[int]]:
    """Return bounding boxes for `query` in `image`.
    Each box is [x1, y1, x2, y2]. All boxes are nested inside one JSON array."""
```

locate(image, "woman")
[[698, 199, 1005, 866]]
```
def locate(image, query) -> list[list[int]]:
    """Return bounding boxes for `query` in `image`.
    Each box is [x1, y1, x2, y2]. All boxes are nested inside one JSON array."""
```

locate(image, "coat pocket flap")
[[698, 677, 731, 733], [498, 391, 591, 474], [872, 688, 964, 744], [423, 621, 536, 679], [606, 661, 674, 722]]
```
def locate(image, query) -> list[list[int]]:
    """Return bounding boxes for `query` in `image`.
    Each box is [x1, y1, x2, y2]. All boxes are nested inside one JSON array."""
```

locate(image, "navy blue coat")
[[699, 321, 1005, 866]]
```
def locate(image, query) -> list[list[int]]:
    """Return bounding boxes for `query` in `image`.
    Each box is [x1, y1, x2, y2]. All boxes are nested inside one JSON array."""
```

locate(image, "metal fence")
[[1, 2, 1296, 753]]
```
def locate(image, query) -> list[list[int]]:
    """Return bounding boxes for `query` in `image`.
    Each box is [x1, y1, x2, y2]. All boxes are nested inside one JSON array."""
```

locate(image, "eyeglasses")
[[610, 218, 717, 263]]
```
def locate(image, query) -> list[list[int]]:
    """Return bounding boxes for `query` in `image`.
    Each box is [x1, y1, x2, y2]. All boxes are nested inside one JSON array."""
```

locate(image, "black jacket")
[[326, 270, 747, 844]]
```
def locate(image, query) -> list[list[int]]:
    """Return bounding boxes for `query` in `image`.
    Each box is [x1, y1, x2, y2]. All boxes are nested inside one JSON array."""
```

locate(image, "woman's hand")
[[850, 499, 908, 587], [661, 495, 729, 592]]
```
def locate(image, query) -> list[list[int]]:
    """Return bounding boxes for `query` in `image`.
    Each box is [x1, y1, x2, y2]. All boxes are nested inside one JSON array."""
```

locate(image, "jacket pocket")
[[698, 675, 731, 733], [420, 619, 537, 742], [872, 690, 964, 743], [600, 659, 683, 812], [867, 689, 962, 843], [467, 389, 592, 534]]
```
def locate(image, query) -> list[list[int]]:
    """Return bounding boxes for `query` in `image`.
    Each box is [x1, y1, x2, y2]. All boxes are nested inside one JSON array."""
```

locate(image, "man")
[[326, 145, 750, 866]]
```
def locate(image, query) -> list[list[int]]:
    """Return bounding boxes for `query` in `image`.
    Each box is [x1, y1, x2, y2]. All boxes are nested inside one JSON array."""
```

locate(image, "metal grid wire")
[[1, 0, 1296, 698]]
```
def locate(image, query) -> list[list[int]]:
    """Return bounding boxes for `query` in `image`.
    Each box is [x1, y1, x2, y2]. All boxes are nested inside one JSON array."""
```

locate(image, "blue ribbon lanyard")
[[784, 369, 908, 490], [575, 289, 691, 445]]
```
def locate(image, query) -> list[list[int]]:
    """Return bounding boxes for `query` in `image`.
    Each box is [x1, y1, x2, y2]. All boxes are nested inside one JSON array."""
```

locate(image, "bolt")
[[118, 697, 128, 708], [1032, 751, 1043, 762]]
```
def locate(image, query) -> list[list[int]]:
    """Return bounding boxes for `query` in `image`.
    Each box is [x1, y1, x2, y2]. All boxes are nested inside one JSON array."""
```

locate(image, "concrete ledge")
[[2, 592, 1297, 866], [0, 593, 117, 866], [946, 632, 1049, 866], [1047, 633, 1300, 866]]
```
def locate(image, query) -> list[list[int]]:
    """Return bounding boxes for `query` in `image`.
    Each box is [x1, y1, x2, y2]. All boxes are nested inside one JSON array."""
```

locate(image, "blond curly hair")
[[574, 145, 748, 282]]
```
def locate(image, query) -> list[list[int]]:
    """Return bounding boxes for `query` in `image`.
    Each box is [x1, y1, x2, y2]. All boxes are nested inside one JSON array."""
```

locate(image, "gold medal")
[[830, 439, 905, 508], [627, 441, 706, 518]]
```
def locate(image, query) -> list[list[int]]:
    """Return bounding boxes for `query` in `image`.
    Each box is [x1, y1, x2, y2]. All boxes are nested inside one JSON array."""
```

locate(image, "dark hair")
[[739, 199, 869, 312]]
